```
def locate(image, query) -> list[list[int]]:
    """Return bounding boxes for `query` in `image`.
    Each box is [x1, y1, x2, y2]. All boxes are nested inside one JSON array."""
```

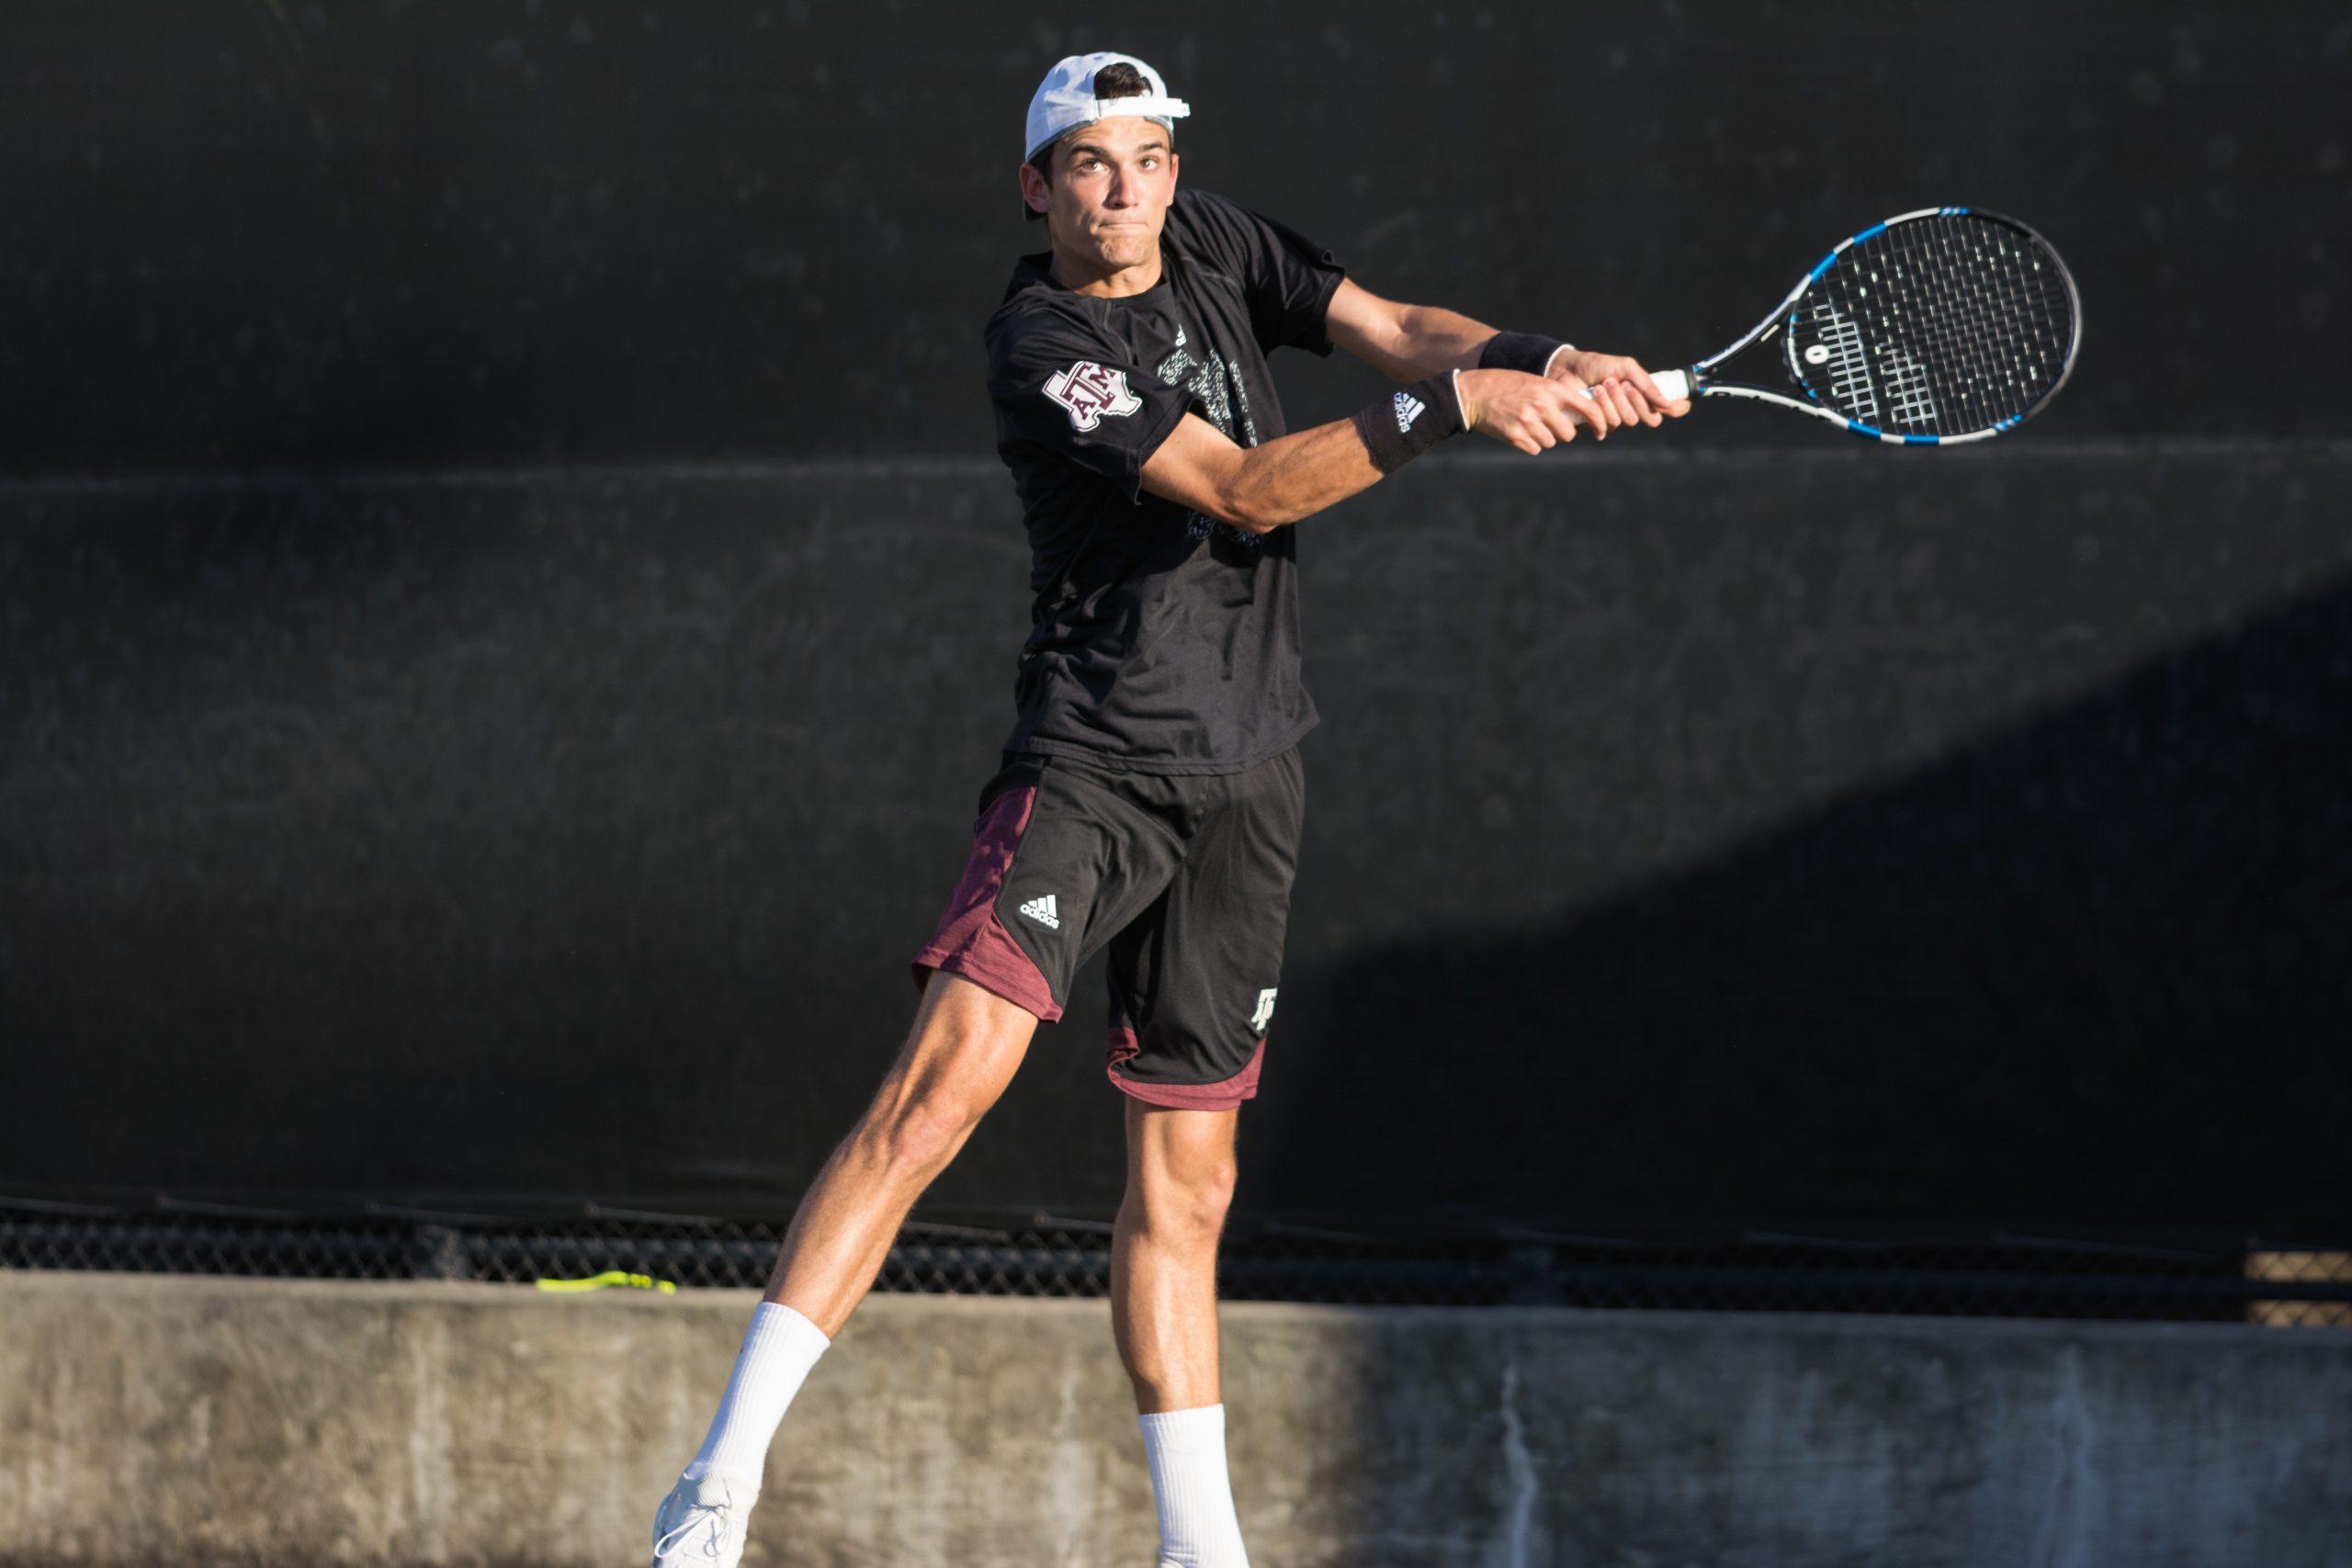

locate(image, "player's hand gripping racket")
[[1616, 207, 2081, 445]]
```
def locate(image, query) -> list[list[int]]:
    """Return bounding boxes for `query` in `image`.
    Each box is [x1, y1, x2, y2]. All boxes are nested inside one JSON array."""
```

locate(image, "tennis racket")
[[1621, 207, 2081, 445]]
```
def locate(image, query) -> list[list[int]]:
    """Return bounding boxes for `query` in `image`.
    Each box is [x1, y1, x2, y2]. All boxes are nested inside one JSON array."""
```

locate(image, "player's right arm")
[[1141, 371, 1596, 533]]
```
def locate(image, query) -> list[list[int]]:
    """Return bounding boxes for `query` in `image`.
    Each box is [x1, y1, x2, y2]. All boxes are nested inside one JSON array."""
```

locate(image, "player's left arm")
[[1320, 278, 1498, 381], [1322, 278, 1688, 428]]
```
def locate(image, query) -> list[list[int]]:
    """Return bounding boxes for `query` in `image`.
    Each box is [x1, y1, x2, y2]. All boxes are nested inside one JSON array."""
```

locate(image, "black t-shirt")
[[982, 188, 1347, 774]]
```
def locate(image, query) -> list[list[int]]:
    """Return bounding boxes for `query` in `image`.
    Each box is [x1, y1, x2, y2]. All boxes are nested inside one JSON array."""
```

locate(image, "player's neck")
[[1048, 242, 1163, 299]]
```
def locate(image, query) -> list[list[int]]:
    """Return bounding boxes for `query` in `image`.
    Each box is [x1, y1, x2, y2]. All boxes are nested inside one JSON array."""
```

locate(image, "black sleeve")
[[1171, 190, 1348, 358], [987, 305, 1197, 502]]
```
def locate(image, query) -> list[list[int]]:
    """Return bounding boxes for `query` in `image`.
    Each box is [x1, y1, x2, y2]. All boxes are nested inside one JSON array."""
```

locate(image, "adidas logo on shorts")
[[1018, 894, 1060, 930], [1393, 389, 1426, 433]]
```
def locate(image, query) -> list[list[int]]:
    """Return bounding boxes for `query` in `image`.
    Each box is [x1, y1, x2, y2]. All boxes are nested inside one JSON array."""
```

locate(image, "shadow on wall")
[[1253, 570, 2352, 1244]]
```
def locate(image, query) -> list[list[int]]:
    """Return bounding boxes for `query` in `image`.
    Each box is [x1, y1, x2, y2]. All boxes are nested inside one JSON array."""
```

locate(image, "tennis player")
[[650, 51, 1686, 1568]]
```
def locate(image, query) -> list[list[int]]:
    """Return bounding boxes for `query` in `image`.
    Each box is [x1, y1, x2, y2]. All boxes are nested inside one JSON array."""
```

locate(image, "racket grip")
[[1577, 368, 1692, 404]]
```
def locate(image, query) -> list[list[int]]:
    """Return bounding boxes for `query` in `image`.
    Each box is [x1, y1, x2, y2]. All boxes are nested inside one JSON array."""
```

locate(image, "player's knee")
[[1148, 1155, 1238, 1236], [871, 1098, 979, 1182]]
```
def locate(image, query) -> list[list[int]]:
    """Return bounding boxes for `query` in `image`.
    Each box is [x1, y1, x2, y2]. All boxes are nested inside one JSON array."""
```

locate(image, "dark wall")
[[5, 5, 2350, 1242], [4, 1, 2348, 470], [6, 447, 2349, 1238]]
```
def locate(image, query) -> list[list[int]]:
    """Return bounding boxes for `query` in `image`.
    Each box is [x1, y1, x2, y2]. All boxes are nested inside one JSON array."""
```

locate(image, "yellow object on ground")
[[533, 1270, 677, 1294]]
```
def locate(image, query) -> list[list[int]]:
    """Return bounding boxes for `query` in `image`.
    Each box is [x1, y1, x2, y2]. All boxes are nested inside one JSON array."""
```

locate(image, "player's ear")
[[1018, 159, 1051, 217]]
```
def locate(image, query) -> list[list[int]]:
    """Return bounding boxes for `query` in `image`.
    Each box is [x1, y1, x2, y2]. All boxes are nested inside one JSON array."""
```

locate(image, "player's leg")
[[762, 969, 1037, 1330], [1114, 1100, 1250, 1568], [1102, 744, 1305, 1568], [650, 972, 1035, 1566], [1112, 1099, 1238, 1413]]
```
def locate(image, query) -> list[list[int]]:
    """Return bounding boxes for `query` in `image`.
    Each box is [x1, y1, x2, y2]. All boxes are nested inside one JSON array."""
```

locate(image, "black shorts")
[[911, 746, 1306, 1111]]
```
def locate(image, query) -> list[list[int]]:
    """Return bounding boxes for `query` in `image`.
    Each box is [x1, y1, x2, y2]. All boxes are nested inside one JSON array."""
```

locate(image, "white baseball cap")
[[1023, 51, 1191, 164]]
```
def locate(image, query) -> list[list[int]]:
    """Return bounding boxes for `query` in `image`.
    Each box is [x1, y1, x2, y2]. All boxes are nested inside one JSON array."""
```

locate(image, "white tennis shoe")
[[650, 1471, 756, 1566]]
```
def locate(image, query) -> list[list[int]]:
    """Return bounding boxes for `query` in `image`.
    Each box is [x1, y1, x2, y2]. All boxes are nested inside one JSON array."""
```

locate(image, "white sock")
[[680, 1302, 831, 1489], [1138, 1404, 1250, 1568]]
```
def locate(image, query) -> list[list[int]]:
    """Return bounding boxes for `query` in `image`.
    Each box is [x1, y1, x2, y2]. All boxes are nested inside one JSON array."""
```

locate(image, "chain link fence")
[[4, 1197, 2347, 1325]]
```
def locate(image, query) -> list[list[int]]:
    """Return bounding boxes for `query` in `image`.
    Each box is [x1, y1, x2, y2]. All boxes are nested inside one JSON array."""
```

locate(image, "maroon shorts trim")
[[910, 785, 1063, 1022], [1105, 1027, 1267, 1111]]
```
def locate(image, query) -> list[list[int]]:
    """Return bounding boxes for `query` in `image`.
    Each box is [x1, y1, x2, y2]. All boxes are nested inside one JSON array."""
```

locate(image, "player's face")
[[1032, 117, 1179, 273]]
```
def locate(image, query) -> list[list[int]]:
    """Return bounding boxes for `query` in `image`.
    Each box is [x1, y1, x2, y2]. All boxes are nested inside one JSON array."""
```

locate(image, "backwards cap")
[[1023, 51, 1190, 164]]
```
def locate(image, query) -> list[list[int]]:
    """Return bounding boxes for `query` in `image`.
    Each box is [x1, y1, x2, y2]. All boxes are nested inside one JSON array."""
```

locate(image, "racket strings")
[[1804, 216, 2075, 434], [1912, 220, 2071, 425]]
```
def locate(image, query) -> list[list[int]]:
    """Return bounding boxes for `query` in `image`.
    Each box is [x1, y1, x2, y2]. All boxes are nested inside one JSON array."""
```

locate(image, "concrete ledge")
[[2, 1271, 2347, 1566]]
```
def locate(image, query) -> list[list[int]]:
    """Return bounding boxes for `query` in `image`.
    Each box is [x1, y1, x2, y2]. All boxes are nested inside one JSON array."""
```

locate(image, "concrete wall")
[[2, 1272, 2346, 1568]]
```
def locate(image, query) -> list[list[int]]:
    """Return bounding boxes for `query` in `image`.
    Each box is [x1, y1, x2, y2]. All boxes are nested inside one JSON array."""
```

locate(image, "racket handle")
[[1577, 367, 1692, 404]]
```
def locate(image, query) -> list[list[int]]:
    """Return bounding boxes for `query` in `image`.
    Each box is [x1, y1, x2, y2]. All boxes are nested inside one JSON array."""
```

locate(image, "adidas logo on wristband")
[[1357, 373, 1463, 475]]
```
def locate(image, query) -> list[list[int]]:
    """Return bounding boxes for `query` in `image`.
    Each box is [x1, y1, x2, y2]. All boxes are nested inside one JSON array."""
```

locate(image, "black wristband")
[[1352, 373, 1468, 475], [1478, 330, 1573, 376]]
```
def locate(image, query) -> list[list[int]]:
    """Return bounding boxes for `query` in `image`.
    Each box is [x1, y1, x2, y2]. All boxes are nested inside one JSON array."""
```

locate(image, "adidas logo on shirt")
[[1018, 894, 1060, 930], [1393, 389, 1426, 433]]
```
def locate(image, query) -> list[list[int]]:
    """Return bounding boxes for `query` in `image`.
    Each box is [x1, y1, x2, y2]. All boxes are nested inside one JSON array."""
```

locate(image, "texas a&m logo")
[[1044, 361, 1142, 432]]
